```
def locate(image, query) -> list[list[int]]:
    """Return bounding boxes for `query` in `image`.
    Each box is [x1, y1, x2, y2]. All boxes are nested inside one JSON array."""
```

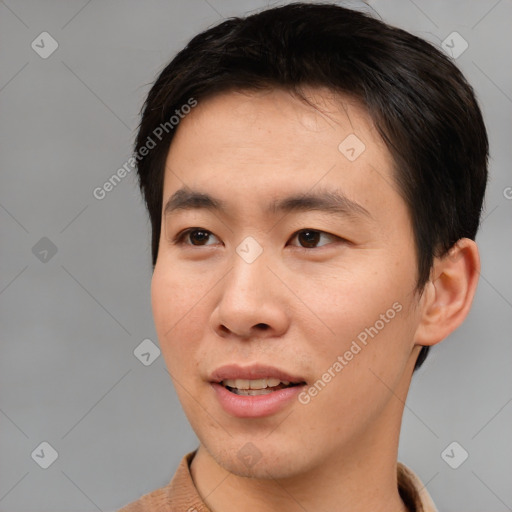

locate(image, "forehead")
[[170, 86, 384, 155], [162, 87, 401, 219]]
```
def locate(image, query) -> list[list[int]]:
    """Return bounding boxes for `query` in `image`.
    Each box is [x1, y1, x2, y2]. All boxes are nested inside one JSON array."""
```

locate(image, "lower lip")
[[210, 382, 306, 418]]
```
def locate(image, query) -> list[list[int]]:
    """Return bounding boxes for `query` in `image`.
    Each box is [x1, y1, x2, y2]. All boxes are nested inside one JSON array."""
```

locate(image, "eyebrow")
[[163, 187, 372, 220]]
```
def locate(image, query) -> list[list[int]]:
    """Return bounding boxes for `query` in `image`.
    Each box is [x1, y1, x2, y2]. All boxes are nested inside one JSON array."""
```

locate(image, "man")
[[118, 2, 488, 511]]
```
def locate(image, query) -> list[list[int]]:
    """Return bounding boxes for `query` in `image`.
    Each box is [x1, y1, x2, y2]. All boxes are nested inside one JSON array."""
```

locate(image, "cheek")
[[296, 303, 416, 441], [298, 255, 413, 341], [293, 252, 418, 410], [150, 262, 209, 373]]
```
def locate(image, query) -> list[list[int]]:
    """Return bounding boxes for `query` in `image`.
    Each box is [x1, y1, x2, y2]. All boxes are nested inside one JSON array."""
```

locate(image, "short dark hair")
[[134, 2, 489, 371]]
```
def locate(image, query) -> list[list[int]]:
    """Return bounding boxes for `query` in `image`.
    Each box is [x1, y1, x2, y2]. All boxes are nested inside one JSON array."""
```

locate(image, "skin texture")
[[150, 87, 480, 512]]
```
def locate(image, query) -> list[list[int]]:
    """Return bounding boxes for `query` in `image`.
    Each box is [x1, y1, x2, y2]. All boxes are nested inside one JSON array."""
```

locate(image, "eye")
[[289, 229, 341, 249], [173, 228, 343, 249], [173, 228, 220, 246]]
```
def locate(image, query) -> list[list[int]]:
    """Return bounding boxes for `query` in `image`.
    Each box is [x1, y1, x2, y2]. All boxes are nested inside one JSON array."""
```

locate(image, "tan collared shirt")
[[118, 450, 438, 512]]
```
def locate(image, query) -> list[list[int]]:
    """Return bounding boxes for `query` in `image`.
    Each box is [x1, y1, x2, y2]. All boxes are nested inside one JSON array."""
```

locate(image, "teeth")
[[231, 388, 274, 396], [222, 378, 290, 390]]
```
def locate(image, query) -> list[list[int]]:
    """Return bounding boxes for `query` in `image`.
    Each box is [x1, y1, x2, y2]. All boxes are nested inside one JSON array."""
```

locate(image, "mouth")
[[221, 378, 306, 396], [208, 364, 308, 417]]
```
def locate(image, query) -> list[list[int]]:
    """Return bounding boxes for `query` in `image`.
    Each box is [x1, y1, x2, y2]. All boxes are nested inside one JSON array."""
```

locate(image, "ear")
[[413, 238, 480, 347]]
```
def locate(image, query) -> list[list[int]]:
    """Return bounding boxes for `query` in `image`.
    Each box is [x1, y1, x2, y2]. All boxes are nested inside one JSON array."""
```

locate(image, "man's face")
[[151, 88, 424, 478]]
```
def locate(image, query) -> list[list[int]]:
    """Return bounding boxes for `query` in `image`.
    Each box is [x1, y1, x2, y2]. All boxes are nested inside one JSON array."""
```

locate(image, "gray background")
[[0, 0, 511, 510]]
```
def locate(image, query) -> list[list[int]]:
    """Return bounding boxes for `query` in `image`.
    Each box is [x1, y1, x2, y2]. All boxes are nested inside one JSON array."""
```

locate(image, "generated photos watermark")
[[298, 301, 403, 405], [92, 97, 198, 200]]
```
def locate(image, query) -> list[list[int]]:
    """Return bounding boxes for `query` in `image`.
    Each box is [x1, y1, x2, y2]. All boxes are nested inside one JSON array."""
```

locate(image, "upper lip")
[[209, 364, 306, 384]]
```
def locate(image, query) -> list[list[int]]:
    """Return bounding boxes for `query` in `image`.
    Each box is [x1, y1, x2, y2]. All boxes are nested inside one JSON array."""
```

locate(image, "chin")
[[205, 438, 312, 481]]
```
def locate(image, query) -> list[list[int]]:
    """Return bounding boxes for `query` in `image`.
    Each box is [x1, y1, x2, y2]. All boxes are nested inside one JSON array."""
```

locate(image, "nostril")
[[255, 323, 269, 330]]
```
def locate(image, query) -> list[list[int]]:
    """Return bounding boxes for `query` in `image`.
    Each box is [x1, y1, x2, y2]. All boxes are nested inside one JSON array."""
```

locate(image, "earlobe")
[[414, 238, 480, 347]]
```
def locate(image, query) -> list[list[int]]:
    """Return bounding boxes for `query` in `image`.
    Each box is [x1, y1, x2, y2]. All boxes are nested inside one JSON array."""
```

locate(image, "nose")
[[210, 246, 290, 340]]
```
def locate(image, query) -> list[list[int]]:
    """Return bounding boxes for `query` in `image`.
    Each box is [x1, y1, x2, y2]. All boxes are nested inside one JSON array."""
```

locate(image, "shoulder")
[[117, 486, 172, 512], [397, 462, 439, 512], [116, 450, 200, 512]]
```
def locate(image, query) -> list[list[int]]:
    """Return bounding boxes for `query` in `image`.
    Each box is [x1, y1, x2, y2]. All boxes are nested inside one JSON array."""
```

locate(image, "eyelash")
[[172, 228, 344, 250]]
